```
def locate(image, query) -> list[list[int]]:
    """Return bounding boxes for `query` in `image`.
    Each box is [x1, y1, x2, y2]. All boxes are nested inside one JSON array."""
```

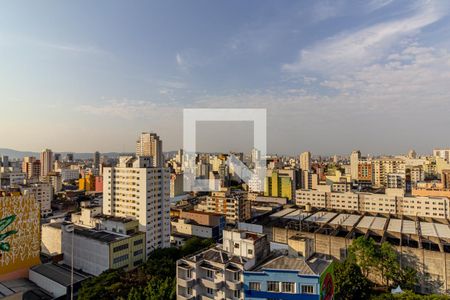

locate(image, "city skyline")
[[2, 1, 450, 154]]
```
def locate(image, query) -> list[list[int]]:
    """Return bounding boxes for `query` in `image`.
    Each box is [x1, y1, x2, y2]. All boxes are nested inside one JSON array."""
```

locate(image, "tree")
[[78, 236, 214, 300], [348, 236, 378, 277], [142, 277, 176, 300], [379, 242, 401, 287], [334, 258, 373, 300], [370, 290, 450, 300], [78, 269, 126, 300]]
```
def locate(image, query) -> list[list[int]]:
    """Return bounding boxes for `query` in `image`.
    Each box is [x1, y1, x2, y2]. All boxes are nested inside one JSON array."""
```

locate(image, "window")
[[187, 287, 192, 296], [134, 249, 143, 256], [233, 271, 240, 281], [234, 243, 240, 249], [267, 281, 280, 292], [281, 282, 295, 293], [206, 287, 214, 296], [186, 269, 192, 279], [301, 285, 314, 294], [249, 282, 261, 291], [113, 244, 129, 252], [206, 269, 214, 279], [233, 290, 240, 298], [248, 249, 253, 255], [113, 254, 129, 264]]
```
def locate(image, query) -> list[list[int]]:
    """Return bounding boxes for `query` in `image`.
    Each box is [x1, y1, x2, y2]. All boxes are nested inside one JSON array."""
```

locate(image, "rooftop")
[[255, 255, 332, 275], [73, 225, 129, 243], [30, 263, 90, 287]]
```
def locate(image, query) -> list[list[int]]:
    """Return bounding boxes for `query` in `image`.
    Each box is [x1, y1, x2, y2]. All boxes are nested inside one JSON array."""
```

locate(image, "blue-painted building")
[[243, 256, 334, 300]]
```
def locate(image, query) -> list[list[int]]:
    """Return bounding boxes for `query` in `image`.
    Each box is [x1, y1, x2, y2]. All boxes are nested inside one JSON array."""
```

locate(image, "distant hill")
[[0, 148, 131, 160], [0, 148, 39, 159]]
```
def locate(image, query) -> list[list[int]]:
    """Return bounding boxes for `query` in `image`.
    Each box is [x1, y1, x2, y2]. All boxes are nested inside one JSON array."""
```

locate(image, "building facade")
[[40, 149, 53, 177], [202, 189, 251, 224], [135, 132, 163, 167], [0, 195, 40, 281], [61, 222, 145, 276], [103, 156, 171, 254]]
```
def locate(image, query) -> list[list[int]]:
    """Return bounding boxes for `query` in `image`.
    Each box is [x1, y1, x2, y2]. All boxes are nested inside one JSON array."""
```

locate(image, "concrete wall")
[[272, 226, 450, 294], [41, 224, 62, 255]]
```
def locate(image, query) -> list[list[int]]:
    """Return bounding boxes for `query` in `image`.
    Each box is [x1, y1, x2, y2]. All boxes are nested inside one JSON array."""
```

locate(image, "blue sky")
[[1, 0, 450, 155]]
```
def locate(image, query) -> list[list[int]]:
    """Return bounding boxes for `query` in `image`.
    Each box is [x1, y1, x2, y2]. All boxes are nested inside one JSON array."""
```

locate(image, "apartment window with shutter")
[[301, 284, 314, 294], [267, 281, 280, 292], [249, 282, 261, 291], [281, 282, 295, 293]]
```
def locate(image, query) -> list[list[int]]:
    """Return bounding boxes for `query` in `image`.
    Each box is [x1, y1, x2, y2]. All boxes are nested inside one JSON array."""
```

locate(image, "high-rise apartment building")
[[94, 151, 100, 169], [22, 156, 41, 179], [299, 151, 311, 172], [40, 149, 53, 177], [350, 150, 361, 180], [358, 161, 372, 183], [372, 157, 405, 187], [136, 132, 163, 167], [264, 170, 293, 200], [301, 170, 318, 190], [103, 156, 171, 254]]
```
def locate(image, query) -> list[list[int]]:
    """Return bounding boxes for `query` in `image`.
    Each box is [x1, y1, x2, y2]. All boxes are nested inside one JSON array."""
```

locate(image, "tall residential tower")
[[136, 132, 163, 167], [103, 156, 171, 254]]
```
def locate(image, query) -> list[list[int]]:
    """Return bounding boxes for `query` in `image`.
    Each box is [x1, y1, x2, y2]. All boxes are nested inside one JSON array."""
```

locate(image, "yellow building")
[[0, 195, 40, 281], [264, 171, 293, 200], [61, 220, 146, 276], [79, 174, 95, 191]]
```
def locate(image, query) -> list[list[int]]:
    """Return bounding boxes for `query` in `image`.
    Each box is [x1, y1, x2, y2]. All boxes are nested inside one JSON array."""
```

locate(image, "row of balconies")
[[178, 275, 242, 291]]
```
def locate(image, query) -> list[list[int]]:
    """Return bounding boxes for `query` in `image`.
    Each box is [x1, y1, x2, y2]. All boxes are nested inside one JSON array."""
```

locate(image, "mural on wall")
[[0, 196, 40, 278], [320, 261, 335, 300], [0, 215, 17, 253]]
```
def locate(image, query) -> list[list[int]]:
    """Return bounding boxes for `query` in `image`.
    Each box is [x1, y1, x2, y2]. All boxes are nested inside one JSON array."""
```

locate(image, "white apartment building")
[[60, 168, 80, 181], [296, 188, 450, 219], [61, 222, 146, 276], [248, 172, 263, 193], [350, 150, 361, 180], [386, 173, 405, 189], [0, 167, 26, 187], [434, 149, 450, 163], [410, 166, 425, 188], [135, 132, 163, 167], [103, 156, 171, 254], [20, 182, 53, 216], [372, 158, 405, 187], [40, 149, 53, 177], [176, 229, 269, 300], [299, 151, 311, 172]]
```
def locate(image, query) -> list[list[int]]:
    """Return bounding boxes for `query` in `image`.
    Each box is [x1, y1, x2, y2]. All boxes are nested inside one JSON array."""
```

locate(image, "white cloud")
[[175, 53, 191, 72], [283, 1, 448, 75], [176, 53, 183, 66]]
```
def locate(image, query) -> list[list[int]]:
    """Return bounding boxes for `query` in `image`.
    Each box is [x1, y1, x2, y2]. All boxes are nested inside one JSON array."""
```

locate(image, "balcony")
[[225, 280, 242, 290], [178, 277, 196, 288], [178, 294, 195, 300], [199, 277, 223, 289]]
